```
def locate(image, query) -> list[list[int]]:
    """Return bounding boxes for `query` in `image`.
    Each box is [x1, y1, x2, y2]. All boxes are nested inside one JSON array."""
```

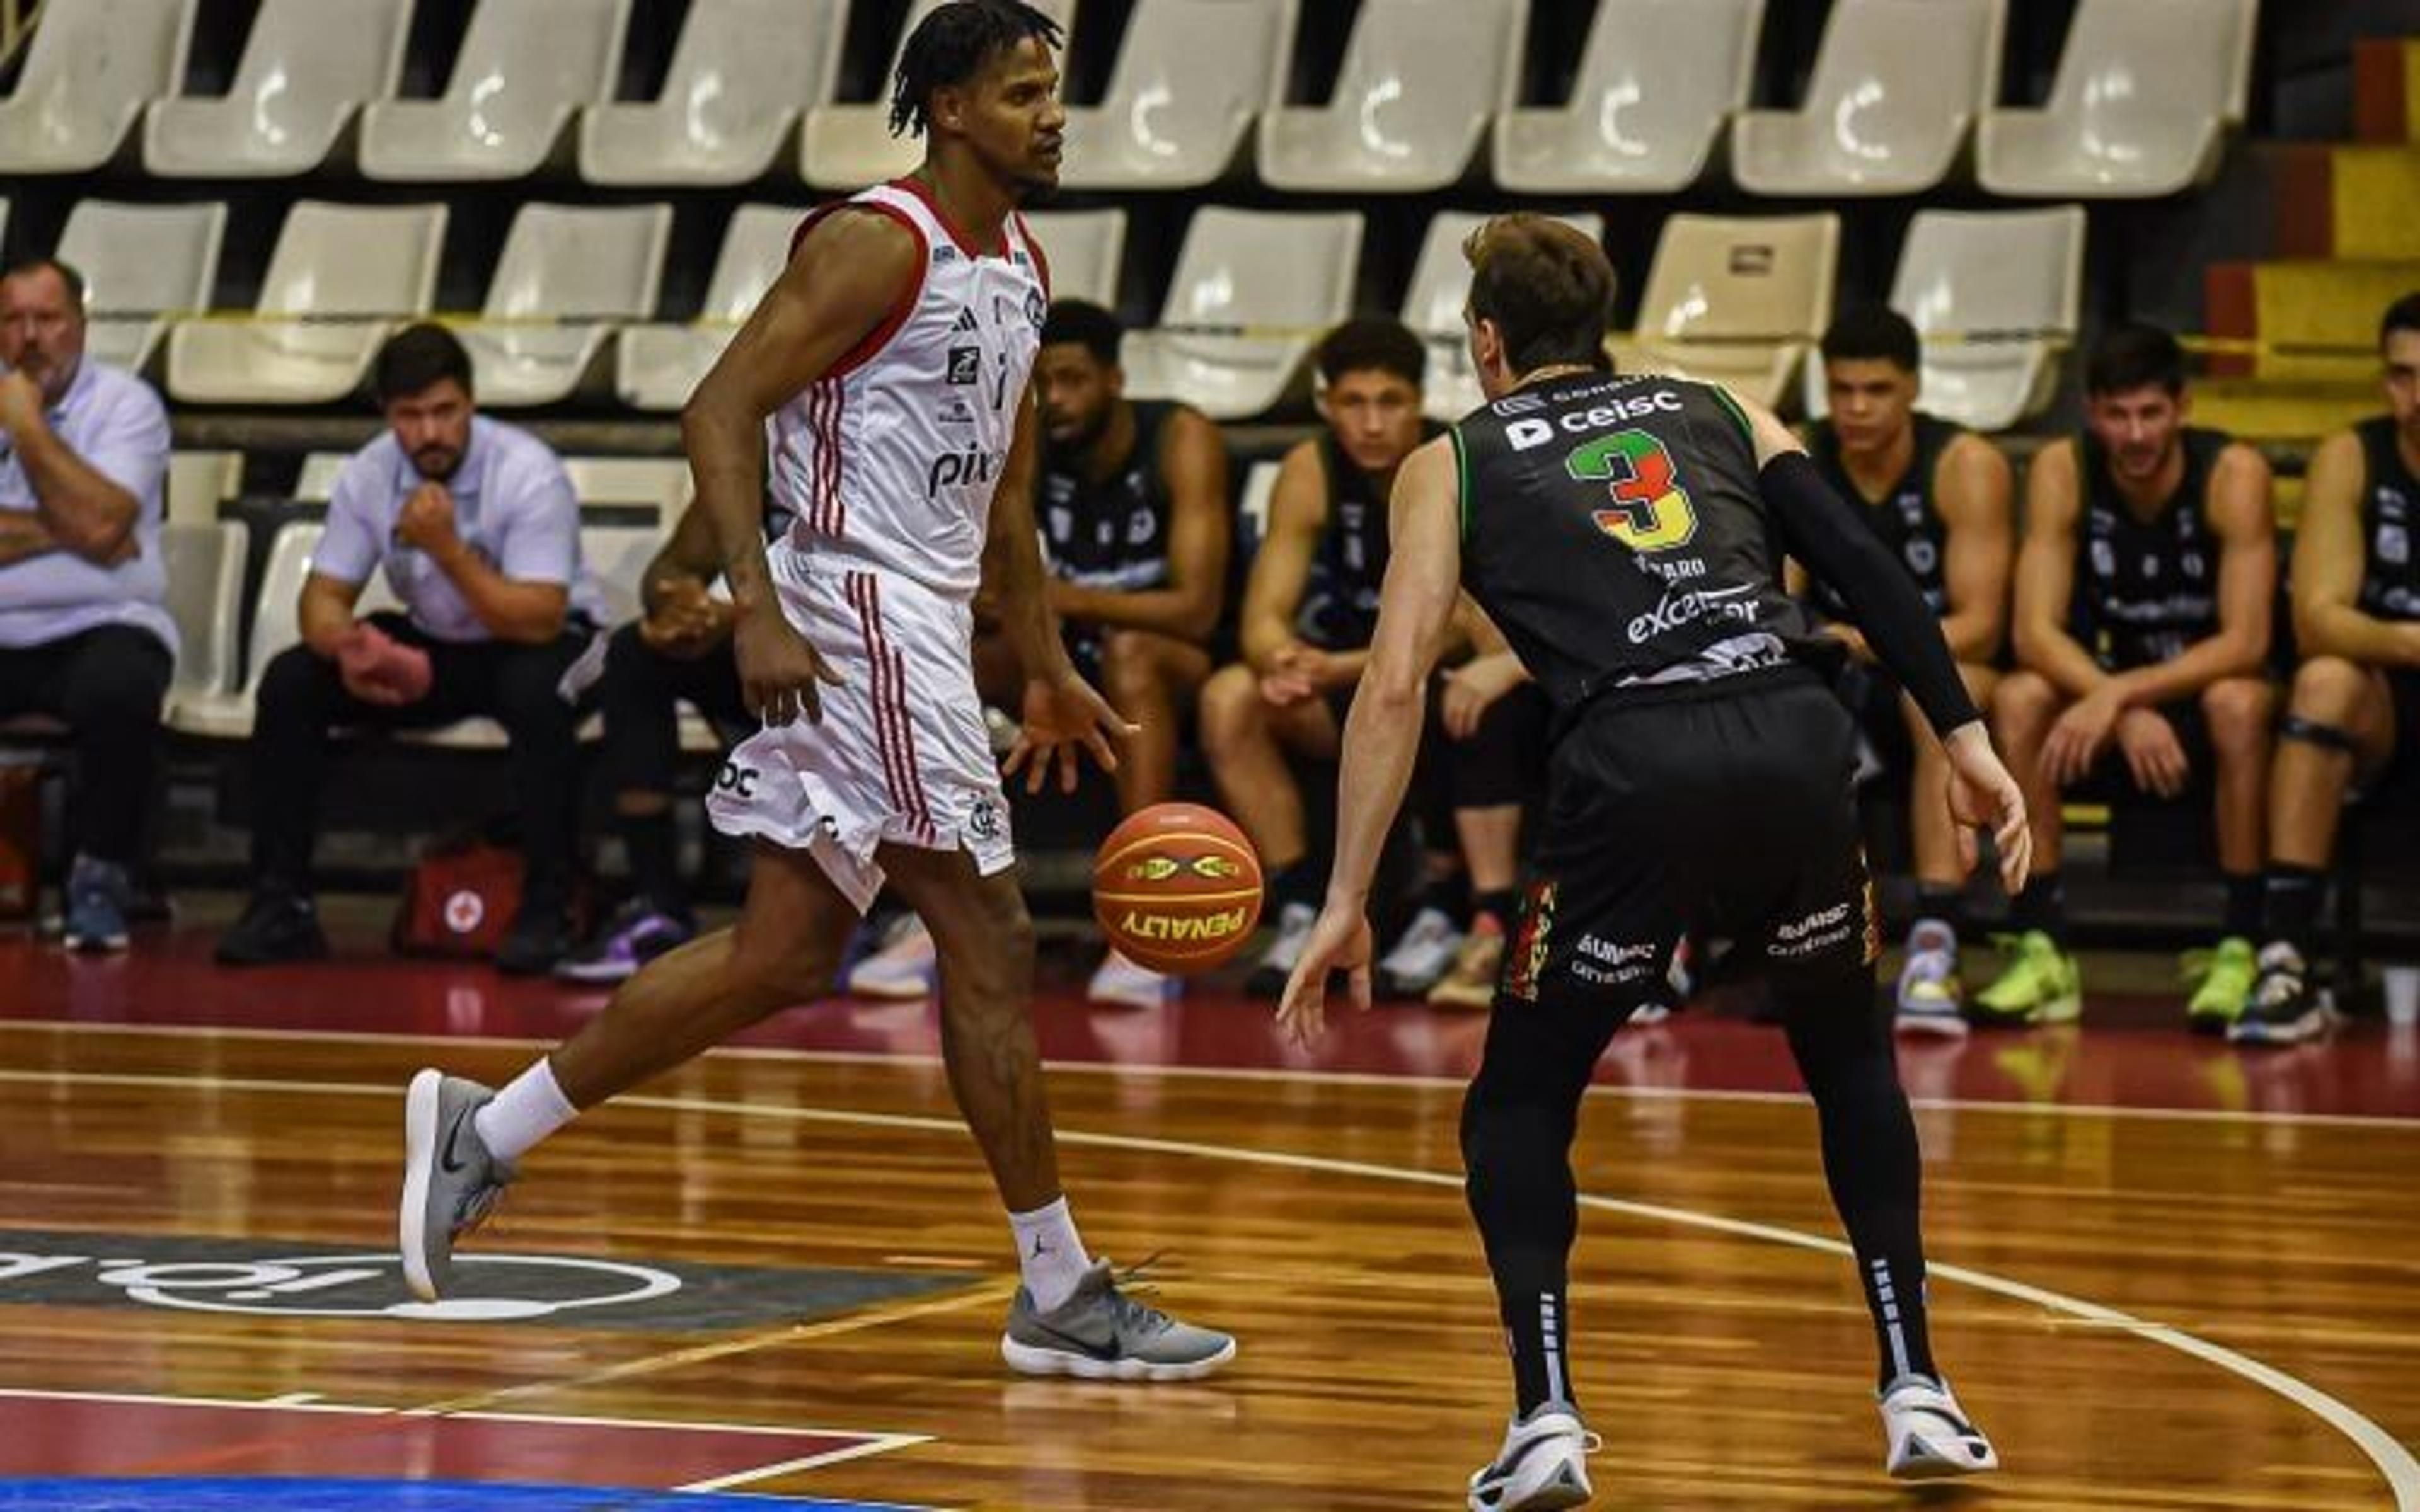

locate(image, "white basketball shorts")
[[706, 554, 1013, 913]]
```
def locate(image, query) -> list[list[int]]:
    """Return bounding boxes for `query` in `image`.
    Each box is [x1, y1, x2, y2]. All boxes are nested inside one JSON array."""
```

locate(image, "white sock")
[[1008, 1196, 1090, 1312], [473, 1058, 579, 1166]]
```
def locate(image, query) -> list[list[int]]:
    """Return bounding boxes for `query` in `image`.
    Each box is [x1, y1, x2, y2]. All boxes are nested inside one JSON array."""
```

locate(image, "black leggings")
[[0, 625, 171, 866]]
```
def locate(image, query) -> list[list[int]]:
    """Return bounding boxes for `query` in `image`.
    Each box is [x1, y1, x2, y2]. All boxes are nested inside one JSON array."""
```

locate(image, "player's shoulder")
[[788, 198, 926, 273]]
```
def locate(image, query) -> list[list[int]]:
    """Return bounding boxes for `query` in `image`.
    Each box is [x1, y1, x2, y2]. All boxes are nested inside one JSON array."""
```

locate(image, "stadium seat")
[[803, 0, 1077, 190], [294, 452, 350, 503], [0, 200, 9, 251], [169, 520, 321, 740], [1059, 0, 1293, 190], [1731, 0, 2003, 197], [0, 0, 195, 174], [159, 520, 246, 714], [164, 450, 243, 528], [1237, 457, 1280, 542], [164, 201, 448, 406], [1121, 208, 1363, 421], [615, 204, 802, 413], [58, 199, 227, 378], [359, 0, 631, 182], [2198, 256, 2420, 443], [563, 457, 691, 518], [1403, 210, 1606, 421], [1977, 0, 2257, 197], [456, 203, 672, 408], [1492, 0, 1763, 194], [1611, 212, 1839, 411], [1020, 208, 1127, 307], [577, 0, 845, 188], [1257, 0, 1522, 193], [141, 0, 413, 178]]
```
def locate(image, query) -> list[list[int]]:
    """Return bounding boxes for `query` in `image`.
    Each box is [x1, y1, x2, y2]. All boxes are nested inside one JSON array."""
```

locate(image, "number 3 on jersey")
[[1567, 430, 1697, 553]]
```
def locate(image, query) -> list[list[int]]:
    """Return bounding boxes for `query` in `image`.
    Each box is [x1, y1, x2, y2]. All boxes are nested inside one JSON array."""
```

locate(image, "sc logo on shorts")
[[716, 762, 760, 801]]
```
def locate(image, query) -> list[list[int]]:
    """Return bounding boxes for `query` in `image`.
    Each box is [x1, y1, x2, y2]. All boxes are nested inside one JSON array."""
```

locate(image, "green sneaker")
[[1971, 932, 2083, 1026], [2182, 936, 2257, 1034]]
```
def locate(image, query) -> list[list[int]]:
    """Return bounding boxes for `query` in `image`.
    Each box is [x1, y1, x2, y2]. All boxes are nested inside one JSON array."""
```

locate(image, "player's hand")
[[1276, 903, 1374, 1046], [734, 600, 840, 725], [640, 579, 732, 660], [1003, 666, 1138, 795], [393, 482, 458, 554], [1944, 721, 2031, 895], [1440, 652, 1526, 740], [1258, 642, 1318, 707], [2114, 707, 2189, 799], [2043, 687, 2123, 788]]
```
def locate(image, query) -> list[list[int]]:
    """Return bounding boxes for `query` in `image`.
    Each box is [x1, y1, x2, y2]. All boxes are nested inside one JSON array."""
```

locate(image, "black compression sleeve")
[[1760, 451, 1981, 736]]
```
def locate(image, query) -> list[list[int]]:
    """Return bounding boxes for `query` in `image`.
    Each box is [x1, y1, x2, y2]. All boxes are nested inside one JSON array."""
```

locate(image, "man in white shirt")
[[0, 258, 175, 953], [216, 324, 605, 974]]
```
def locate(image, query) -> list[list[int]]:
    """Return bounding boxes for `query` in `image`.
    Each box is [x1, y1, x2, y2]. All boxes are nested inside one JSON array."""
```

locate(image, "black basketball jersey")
[[2071, 427, 2232, 670], [1453, 372, 1829, 719], [1805, 413, 1961, 621], [2356, 416, 2420, 622], [1297, 425, 1439, 650], [1038, 400, 1178, 592]]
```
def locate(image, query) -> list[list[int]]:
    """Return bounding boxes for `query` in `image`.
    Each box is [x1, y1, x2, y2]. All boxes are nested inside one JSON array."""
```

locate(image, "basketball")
[[1092, 803, 1265, 975]]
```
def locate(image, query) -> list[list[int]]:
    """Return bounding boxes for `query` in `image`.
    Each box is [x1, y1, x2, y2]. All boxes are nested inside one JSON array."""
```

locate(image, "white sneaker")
[[844, 914, 936, 1000], [1087, 948, 1177, 1010], [1467, 1402, 1598, 1511], [1894, 920, 1967, 1038], [1378, 907, 1465, 996], [1879, 1373, 1998, 1480], [1245, 902, 1319, 997]]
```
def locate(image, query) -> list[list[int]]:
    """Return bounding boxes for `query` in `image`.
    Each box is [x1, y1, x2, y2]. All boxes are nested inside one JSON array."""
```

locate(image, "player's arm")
[[1050, 407, 1231, 642], [983, 383, 1073, 682], [1238, 440, 1324, 672], [2293, 430, 2420, 667], [2008, 439, 2108, 698], [2106, 443, 2276, 707], [642, 499, 722, 616], [1936, 432, 2015, 664], [298, 571, 369, 658]]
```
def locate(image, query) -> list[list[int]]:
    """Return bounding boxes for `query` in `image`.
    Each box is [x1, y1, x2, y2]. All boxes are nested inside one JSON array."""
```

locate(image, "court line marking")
[[6, 1017, 2416, 1131], [4, 1066, 2414, 1509], [676, 1436, 929, 1494]]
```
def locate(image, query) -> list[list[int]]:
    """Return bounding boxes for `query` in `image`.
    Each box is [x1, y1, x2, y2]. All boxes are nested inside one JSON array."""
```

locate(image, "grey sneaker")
[[62, 854, 132, 953], [1000, 1257, 1236, 1382], [1468, 1400, 1598, 1511], [398, 1070, 516, 1302]]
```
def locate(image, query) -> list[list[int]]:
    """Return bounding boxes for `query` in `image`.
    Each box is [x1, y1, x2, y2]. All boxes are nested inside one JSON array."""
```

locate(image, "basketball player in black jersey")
[[1278, 215, 2029, 1506], [1794, 307, 2014, 1034], [2238, 292, 2420, 1044], [1986, 324, 2278, 1032]]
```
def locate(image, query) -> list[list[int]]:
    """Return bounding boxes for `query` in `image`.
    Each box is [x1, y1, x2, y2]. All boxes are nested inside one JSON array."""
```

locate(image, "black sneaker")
[[215, 887, 330, 966], [2228, 942, 2329, 1047], [495, 900, 572, 976]]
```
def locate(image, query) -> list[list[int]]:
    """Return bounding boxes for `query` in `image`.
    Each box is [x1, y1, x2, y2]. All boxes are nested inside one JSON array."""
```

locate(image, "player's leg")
[[1893, 667, 1997, 1034], [2181, 679, 2276, 1031], [1975, 671, 2081, 1024], [1429, 685, 1548, 1010], [398, 840, 858, 1300], [1201, 664, 1340, 992], [1086, 629, 1214, 1008]]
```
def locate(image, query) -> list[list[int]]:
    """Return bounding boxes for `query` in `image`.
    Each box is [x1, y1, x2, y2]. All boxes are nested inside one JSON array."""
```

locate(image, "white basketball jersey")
[[769, 180, 1049, 600]]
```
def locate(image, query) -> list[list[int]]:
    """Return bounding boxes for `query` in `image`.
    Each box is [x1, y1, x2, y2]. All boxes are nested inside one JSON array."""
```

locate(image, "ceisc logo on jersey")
[[1566, 429, 1698, 554]]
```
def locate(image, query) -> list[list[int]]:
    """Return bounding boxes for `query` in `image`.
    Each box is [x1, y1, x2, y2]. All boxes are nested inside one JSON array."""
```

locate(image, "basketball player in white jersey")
[[396, 0, 1234, 1380]]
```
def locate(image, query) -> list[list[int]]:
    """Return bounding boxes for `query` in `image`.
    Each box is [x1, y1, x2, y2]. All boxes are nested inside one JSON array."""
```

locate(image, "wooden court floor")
[[4, 993, 2417, 1510]]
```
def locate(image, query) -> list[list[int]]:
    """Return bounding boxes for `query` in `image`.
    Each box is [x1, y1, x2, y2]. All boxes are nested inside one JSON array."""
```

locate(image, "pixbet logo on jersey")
[[926, 448, 1004, 498]]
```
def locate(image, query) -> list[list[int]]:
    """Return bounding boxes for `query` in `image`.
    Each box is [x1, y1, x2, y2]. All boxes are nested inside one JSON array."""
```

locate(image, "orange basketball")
[[1092, 803, 1265, 975]]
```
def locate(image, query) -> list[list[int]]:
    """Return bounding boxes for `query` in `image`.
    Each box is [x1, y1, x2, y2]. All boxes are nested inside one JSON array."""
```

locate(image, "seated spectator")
[[2237, 292, 2420, 1045], [853, 300, 1233, 1010], [1199, 317, 1443, 996], [1986, 324, 2277, 1029], [0, 258, 174, 952], [216, 323, 607, 975], [1791, 307, 2014, 1034]]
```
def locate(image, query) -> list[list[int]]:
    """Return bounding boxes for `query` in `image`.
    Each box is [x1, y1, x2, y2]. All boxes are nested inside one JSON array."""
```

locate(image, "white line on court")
[[676, 1435, 932, 1492], [1, 1064, 2413, 1508]]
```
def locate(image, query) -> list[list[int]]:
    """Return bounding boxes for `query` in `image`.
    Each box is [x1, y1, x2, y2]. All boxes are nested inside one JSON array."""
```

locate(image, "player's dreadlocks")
[[889, 0, 1064, 139]]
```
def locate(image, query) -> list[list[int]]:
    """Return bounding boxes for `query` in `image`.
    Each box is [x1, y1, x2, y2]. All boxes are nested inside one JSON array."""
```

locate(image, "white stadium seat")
[[804, 0, 1077, 190], [169, 520, 321, 740], [360, 0, 631, 181], [1731, 0, 2005, 198], [1020, 209, 1127, 308], [160, 520, 246, 715], [164, 450, 243, 528], [59, 200, 227, 379], [142, 0, 413, 178], [1404, 211, 1606, 421], [1121, 208, 1363, 421], [1612, 212, 1840, 411], [563, 457, 692, 518], [1257, 0, 1522, 193], [1493, 0, 1763, 194], [456, 203, 672, 409], [165, 202, 448, 406], [1059, 0, 1294, 190], [1977, 0, 2259, 197], [616, 204, 803, 413], [578, 0, 846, 187], [0, 0, 195, 173]]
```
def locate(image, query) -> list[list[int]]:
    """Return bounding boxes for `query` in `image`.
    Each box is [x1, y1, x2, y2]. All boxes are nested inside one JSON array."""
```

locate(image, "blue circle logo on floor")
[[0, 1481, 922, 1511]]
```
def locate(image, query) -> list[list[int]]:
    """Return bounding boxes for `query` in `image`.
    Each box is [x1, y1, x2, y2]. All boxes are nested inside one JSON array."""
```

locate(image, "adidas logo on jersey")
[[952, 307, 981, 335]]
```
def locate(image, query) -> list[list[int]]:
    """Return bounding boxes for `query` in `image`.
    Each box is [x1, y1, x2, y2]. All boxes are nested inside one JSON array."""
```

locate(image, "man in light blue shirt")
[[218, 324, 604, 975], [0, 258, 175, 952]]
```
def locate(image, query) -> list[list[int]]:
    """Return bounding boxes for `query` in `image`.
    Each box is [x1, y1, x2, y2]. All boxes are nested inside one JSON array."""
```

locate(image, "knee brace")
[[2279, 715, 2358, 756]]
